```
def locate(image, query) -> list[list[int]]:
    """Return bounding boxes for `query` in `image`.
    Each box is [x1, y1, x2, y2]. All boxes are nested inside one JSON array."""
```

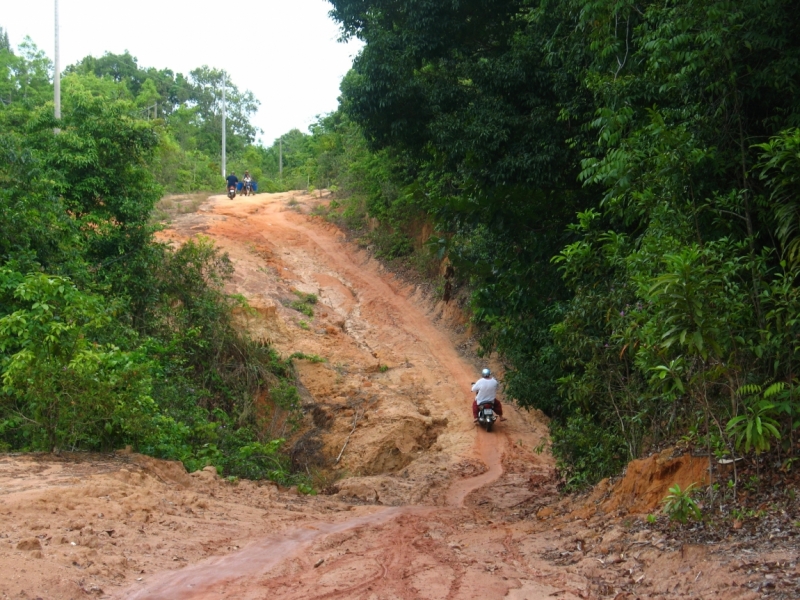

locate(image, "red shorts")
[[473, 398, 502, 419]]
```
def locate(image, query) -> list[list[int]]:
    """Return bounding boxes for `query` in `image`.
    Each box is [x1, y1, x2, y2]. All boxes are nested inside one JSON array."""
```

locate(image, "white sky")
[[1, 0, 361, 145]]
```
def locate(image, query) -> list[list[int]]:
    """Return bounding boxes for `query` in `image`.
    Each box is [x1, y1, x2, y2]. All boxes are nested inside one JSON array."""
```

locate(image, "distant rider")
[[472, 368, 505, 422], [226, 172, 239, 193], [243, 171, 253, 193]]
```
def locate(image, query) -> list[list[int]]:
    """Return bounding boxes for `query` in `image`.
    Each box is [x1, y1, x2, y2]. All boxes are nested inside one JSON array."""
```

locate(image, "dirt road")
[[0, 192, 794, 600], [134, 191, 553, 598]]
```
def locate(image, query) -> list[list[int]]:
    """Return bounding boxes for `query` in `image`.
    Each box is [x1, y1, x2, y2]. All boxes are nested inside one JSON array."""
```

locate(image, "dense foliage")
[[0, 36, 306, 485], [302, 0, 800, 488]]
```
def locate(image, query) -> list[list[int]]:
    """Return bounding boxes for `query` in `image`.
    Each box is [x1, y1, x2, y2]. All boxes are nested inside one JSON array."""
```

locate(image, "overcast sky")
[[1, 0, 361, 145]]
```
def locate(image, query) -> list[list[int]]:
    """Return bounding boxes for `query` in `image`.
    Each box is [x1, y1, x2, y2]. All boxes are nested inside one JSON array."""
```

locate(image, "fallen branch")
[[509, 495, 539, 508], [336, 408, 362, 464]]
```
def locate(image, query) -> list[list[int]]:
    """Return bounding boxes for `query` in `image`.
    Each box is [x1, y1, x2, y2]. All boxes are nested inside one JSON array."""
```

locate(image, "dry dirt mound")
[[602, 449, 712, 515]]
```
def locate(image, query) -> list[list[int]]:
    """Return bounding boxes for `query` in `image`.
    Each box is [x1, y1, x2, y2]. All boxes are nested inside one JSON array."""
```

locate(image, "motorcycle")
[[476, 401, 497, 432], [242, 181, 253, 196], [227, 185, 236, 200]]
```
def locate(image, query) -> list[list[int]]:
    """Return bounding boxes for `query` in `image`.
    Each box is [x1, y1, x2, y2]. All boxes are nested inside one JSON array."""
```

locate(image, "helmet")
[[481, 368, 491, 378]]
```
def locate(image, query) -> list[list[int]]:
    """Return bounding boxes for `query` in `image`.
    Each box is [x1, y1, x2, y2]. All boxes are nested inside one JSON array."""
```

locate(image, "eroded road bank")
[[0, 192, 794, 600]]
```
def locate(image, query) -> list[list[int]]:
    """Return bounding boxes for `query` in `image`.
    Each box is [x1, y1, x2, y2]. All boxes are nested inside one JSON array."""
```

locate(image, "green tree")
[[187, 66, 259, 157], [0, 37, 52, 108]]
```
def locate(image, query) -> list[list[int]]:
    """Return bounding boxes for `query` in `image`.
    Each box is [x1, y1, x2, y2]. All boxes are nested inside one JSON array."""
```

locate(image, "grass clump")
[[290, 301, 314, 317], [293, 290, 318, 304], [290, 352, 327, 363], [289, 290, 318, 318]]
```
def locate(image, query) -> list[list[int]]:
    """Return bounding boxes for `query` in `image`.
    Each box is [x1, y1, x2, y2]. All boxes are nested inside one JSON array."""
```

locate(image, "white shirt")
[[472, 377, 498, 405]]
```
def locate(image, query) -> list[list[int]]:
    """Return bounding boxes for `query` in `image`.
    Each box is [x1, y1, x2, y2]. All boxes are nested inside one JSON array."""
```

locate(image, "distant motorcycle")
[[476, 400, 497, 432], [227, 185, 236, 200], [242, 180, 253, 196]]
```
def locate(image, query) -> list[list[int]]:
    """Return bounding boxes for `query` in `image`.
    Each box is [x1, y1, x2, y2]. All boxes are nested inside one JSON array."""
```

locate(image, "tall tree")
[[0, 37, 52, 109], [187, 66, 260, 157]]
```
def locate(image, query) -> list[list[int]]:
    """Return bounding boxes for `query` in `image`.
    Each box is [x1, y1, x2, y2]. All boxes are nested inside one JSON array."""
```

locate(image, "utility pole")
[[221, 71, 226, 178], [54, 0, 61, 128]]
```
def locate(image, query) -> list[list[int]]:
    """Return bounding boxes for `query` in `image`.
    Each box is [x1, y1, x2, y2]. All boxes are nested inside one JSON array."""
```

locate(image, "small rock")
[[16, 538, 42, 551], [314, 558, 325, 568]]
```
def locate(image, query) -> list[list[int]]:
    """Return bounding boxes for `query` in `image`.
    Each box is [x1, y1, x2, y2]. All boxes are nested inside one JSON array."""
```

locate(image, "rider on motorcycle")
[[226, 172, 239, 192], [242, 171, 253, 194], [472, 368, 505, 422]]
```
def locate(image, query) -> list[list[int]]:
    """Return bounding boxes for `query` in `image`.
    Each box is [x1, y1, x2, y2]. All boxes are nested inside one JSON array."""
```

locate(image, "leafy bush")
[[727, 385, 783, 455], [550, 411, 628, 490], [0, 270, 155, 451], [370, 227, 413, 260], [662, 483, 702, 524]]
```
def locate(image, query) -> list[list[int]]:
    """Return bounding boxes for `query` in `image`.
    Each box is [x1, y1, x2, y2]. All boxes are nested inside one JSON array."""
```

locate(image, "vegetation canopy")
[[265, 0, 800, 491], [0, 34, 308, 486]]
